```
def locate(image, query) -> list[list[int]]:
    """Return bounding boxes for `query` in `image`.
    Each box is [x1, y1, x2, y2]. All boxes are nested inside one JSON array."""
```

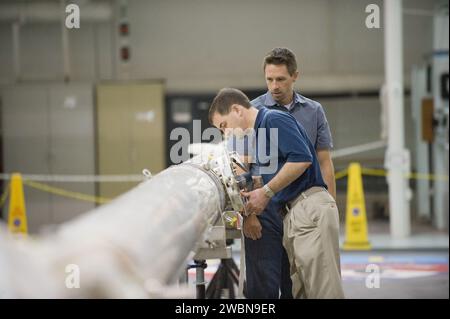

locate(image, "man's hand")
[[243, 214, 262, 240], [241, 188, 270, 215]]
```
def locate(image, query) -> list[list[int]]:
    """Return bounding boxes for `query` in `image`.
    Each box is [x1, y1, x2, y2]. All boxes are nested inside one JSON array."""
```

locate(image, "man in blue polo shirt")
[[210, 88, 344, 299]]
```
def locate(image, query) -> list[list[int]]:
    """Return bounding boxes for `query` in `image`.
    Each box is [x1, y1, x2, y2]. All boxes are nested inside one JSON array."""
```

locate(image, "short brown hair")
[[208, 88, 251, 124], [263, 47, 297, 76]]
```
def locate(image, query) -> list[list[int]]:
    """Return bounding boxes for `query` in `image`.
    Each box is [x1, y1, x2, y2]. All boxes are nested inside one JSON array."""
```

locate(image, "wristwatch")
[[263, 184, 275, 198]]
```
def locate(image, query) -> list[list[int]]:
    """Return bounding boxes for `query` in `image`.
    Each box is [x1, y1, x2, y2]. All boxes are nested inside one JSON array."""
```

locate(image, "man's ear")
[[292, 71, 299, 82], [210, 113, 218, 128]]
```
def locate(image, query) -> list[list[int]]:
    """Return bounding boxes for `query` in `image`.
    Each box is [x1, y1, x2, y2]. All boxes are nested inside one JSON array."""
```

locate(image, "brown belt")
[[280, 186, 326, 218]]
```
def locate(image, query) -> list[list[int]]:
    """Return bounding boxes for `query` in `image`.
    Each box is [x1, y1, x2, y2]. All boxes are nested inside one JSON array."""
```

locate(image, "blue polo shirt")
[[254, 107, 326, 205]]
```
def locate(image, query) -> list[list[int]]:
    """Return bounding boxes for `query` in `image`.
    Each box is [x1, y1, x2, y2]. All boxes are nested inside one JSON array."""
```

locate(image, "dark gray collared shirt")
[[251, 91, 333, 150]]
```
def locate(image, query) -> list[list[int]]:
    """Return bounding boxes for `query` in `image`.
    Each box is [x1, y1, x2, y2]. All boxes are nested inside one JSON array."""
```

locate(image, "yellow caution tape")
[[334, 169, 348, 180], [1, 166, 447, 207], [360, 168, 449, 181], [23, 180, 111, 205], [407, 171, 449, 181], [335, 168, 448, 181], [360, 168, 388, 177]]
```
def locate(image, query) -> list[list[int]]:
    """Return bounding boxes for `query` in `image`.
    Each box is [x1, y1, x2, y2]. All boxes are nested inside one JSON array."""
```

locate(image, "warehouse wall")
[[0, 22, 113, 81], [0, 0, 437, 91], [127, 0, 435, 92]]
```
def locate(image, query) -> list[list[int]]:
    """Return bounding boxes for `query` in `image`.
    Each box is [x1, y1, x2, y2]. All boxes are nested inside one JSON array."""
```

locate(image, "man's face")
[[264, 64, 298, 105], [212, 105, 248, 139]]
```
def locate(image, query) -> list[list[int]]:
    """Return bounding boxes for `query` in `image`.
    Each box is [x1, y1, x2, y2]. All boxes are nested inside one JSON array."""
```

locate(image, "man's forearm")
[[317, 149, 336, 199], [267, 162, 311, 194], [321, 162, 336, 199]]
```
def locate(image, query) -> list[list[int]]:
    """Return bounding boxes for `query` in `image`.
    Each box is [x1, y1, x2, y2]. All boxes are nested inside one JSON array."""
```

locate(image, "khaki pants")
[[282, 187, 345, 299]]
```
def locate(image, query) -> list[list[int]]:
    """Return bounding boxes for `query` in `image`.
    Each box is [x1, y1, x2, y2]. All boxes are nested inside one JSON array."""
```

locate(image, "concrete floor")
[[188, 220, 449, 299], [188, 250, 449, 299], [340, 251, 449, 299]]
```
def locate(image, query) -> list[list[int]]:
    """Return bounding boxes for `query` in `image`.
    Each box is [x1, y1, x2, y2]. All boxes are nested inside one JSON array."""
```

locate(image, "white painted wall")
[[126, 0, 437, 92], [319, 96, 416, 167], [0, 21, 113, 81], [0, 0, 438, 92]]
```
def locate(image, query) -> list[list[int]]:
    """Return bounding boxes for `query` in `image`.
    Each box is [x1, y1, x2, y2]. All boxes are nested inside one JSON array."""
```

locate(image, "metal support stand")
[[187, 259, 208, 299], [205, 258, 240, 299]]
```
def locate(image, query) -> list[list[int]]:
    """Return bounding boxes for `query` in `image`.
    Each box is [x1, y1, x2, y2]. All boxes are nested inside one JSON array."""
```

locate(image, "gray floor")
[[343, 273, 449, 299], [338, 220, 449, 298], [190, 249, 449, 299], [340, 251, 449, 299], [188, 220, 449, 299]]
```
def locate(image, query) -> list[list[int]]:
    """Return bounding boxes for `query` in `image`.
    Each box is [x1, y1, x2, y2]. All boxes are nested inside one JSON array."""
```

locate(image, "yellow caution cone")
[[7, 173, 28, 235], [343, 163, 371, 250]]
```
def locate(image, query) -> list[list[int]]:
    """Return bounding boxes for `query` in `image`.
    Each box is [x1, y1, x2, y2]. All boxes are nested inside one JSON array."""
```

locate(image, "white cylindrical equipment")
[[0, 163, 225, 298]]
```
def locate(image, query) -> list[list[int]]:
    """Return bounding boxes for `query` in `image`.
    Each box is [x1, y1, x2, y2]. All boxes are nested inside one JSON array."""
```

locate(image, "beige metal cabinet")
[[96, 82, 165, 199]]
